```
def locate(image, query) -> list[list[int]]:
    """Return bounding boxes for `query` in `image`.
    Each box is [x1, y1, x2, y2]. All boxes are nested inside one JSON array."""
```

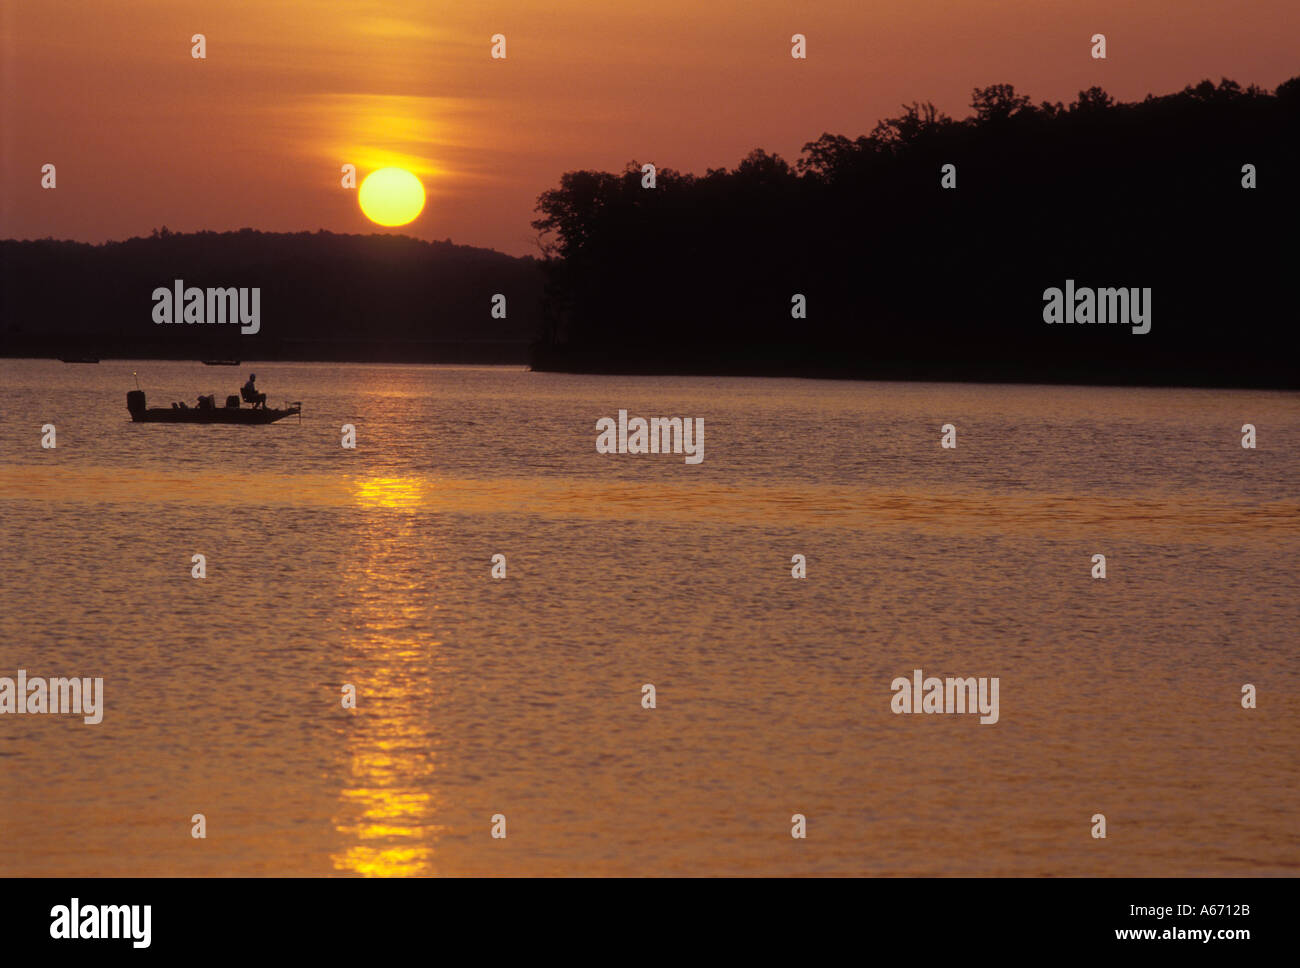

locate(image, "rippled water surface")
[[1, 360, 1296, 875]]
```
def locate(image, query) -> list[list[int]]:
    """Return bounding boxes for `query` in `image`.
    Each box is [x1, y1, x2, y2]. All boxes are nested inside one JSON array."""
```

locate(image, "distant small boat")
[[127, 390, 300, 425], [60, 356, 100, 363], [201, 359, 241, 366]]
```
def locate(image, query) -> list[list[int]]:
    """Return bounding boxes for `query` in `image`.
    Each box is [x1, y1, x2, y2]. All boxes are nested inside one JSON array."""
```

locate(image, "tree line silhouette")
[[2, 77, 1294, 385], [531, 77, 1300, 387]]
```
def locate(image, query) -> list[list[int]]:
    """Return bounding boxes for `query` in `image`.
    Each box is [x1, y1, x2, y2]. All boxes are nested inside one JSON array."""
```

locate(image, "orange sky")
[[2, 0, 1296, 256]]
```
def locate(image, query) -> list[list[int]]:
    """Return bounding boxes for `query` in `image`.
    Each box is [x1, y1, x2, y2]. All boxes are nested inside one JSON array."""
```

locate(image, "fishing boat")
[[127, 389, 300, 425]]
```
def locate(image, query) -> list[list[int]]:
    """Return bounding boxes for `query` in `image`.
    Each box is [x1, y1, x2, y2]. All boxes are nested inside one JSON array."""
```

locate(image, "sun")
[[358, 167, 426, 226]]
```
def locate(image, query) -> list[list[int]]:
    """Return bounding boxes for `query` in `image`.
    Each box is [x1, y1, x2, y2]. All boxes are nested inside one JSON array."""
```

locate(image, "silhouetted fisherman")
[[242, 373, 267, 409]]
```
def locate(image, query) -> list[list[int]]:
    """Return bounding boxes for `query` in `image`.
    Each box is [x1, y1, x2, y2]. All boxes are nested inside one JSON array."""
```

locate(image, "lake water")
[[1, 359, 1297, 875]]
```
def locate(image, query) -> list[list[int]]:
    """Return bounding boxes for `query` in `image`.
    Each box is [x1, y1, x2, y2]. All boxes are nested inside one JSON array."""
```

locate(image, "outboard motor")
[[127, 390, 146, 417]]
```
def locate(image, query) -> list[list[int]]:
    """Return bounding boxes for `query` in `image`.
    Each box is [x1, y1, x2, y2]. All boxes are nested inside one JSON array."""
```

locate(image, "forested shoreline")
[[530, 77, 1300, 388]]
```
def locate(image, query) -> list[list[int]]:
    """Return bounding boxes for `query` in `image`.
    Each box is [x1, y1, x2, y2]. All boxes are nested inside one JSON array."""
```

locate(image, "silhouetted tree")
[[970, 84, 1033, 122], [1070, 86, 1114, 113]]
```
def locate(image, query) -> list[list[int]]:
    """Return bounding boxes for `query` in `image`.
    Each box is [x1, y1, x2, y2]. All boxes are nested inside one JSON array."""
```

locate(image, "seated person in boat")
[[241, 373, 267, 409]]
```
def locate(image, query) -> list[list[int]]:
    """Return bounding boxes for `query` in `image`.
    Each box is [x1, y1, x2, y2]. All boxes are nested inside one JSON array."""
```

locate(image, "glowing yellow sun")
[[358, 167, 426, 226]]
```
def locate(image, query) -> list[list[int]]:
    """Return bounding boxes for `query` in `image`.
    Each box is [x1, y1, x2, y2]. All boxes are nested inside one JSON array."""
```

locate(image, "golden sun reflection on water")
[[333, 768, 439, 876], [330, 653, 446, 875], [329, 506, 444, 875], [352, 477, 425, 510], [4, 465, 1299, 543]]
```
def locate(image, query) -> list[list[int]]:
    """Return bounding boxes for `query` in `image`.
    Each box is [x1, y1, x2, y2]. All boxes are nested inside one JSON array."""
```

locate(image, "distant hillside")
[[0, 229, 543, 363]]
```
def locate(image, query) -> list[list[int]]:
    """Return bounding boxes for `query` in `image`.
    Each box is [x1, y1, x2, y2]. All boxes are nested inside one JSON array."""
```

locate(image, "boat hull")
[[131, 406, 299, 424]]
